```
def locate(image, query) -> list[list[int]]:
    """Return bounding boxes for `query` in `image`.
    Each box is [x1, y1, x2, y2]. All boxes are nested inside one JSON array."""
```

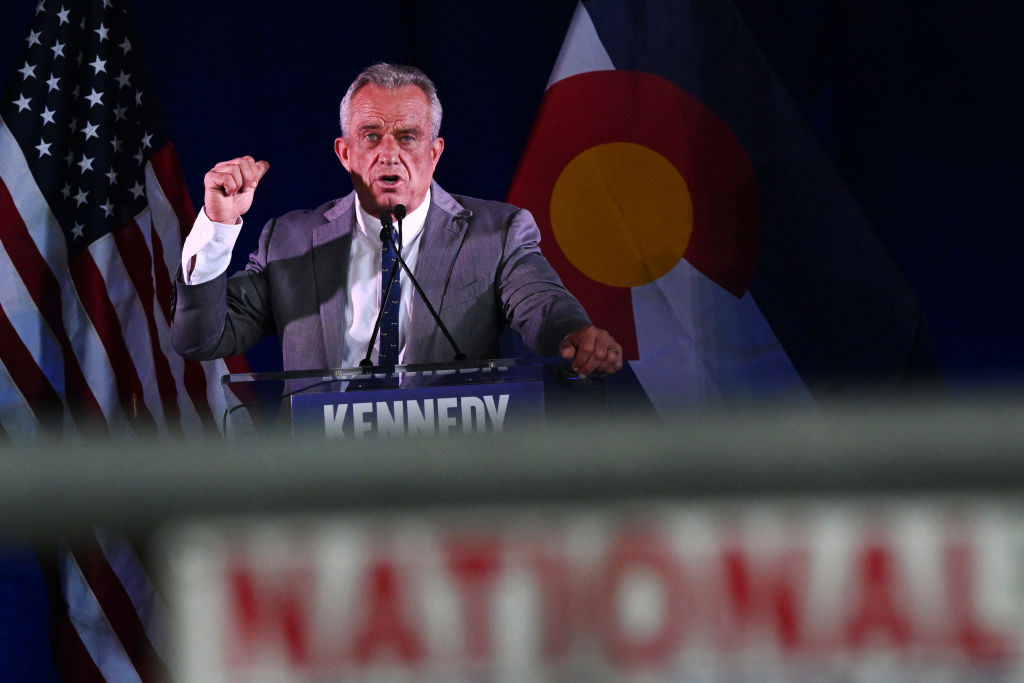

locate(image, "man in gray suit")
[[171, 63, 621, 376]]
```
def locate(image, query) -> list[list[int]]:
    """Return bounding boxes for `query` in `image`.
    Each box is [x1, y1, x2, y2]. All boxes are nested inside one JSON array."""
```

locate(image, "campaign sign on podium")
[[292, 376, 544, 437], [221, 358, 587, 438]]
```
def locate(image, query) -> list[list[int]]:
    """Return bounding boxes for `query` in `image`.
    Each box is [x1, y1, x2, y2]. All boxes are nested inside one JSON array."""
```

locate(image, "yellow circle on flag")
[[550, 142, 693, 288]]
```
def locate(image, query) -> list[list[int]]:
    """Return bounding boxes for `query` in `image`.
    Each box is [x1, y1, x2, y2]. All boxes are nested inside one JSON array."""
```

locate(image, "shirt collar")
[[355, 188, 431, 246]]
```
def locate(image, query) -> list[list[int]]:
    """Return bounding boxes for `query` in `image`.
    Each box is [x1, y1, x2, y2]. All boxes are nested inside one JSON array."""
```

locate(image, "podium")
[[221, 357, 609, 438]]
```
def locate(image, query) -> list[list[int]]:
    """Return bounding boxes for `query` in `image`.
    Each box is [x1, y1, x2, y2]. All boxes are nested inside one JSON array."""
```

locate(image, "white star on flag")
[[13, 93, 31, 112]]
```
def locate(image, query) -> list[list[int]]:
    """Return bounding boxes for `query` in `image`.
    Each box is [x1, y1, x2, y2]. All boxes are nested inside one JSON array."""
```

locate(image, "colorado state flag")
[[507, 0, 932, 412]]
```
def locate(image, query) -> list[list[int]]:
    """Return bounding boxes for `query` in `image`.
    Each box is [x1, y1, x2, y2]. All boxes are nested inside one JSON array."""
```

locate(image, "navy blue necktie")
[[378, 226, 401, 367]]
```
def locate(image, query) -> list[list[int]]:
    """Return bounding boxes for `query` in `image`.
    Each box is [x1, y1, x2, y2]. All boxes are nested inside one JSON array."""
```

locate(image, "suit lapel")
[[407, 183, 471, 363], [313, 194, 356, 368]]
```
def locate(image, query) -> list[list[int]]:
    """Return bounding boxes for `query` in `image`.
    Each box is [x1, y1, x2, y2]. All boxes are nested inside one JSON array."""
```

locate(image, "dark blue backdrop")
[[3, 0, 1020, 384]]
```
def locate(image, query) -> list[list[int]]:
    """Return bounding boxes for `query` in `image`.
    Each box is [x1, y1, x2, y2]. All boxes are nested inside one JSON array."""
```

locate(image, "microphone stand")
[[359, 204, 468, 370], [359, 210, 402, 370], [381, 221, 467, 362]]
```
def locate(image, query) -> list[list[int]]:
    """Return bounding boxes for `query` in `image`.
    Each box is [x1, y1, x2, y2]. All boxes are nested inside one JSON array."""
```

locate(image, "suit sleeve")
[[498, 208, 591, 355], [170, 218, 277, 360]]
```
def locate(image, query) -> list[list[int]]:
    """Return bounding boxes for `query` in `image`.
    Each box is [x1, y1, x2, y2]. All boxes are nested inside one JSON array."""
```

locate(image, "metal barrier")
[[3, 391, 1024, 538], [4, 391, 1024, 681]]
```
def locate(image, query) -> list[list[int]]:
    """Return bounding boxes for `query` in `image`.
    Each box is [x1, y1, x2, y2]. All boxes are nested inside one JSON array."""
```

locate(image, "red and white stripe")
[[0, 114, 237, 442], [3, 111, 248, 679]]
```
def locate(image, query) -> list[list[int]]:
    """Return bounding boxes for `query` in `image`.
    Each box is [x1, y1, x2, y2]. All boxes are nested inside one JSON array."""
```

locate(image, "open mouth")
[[379, 175, 401, 186]]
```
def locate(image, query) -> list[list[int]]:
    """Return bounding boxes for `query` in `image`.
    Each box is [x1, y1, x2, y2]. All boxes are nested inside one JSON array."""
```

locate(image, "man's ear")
[[334, 137, 351, 171], [431, 136, 444, 168]]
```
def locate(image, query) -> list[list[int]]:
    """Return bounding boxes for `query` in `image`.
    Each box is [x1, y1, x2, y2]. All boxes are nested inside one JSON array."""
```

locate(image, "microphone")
[[360, 209, 402, 370], [380, 220, 467, 362], [394, 203, 406, 246], [394, 204, 406, 258], [393, 204, 405, 253]]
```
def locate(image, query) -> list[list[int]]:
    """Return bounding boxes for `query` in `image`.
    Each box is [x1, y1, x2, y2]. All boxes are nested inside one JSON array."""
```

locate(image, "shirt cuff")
[[181, 207, 243, 285]]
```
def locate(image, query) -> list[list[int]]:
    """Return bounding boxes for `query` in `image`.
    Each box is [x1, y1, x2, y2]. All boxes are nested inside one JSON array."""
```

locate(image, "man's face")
[[335, 83, 444, 218]]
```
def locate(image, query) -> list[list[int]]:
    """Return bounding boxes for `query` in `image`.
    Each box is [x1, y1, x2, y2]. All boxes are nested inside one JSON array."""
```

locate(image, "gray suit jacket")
[[170, 182, 591, 369]]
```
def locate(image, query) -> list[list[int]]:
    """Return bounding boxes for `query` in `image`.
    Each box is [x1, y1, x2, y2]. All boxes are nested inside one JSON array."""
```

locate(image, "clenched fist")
[[203, 155, 270, 224]]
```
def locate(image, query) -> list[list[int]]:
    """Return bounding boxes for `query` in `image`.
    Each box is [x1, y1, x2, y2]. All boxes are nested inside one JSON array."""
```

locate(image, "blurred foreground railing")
[[2, 390, 1024, 538], [4, 391, 1024, 681]]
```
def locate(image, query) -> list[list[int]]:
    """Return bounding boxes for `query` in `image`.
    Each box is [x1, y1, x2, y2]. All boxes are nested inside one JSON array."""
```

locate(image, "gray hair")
[[338, 63, 443, 140]]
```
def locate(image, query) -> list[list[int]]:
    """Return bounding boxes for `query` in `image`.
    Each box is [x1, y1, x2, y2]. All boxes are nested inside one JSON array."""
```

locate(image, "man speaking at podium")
[[170, 63, 621, 377]]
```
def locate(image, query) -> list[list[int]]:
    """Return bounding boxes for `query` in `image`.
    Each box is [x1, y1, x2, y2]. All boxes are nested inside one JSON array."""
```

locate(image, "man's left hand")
[[559, 325, 624, 376]]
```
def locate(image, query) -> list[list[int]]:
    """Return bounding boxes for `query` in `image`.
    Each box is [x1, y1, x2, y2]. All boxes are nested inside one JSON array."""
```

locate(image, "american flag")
[[1, 0, 247, 678], [0, 0, 246, 439]]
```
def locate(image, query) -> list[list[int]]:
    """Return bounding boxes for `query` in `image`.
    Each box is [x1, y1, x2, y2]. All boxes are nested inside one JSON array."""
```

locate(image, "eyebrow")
[[356, 122, 424, 137]]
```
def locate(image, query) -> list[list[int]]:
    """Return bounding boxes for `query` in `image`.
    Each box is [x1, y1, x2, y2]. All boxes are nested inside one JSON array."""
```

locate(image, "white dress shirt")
[[180, 189, 429, 367]]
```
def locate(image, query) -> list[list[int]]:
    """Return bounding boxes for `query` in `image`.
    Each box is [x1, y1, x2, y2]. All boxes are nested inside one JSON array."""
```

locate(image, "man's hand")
[[203, 156, 270, 224], [558, 324, 624, 376]]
